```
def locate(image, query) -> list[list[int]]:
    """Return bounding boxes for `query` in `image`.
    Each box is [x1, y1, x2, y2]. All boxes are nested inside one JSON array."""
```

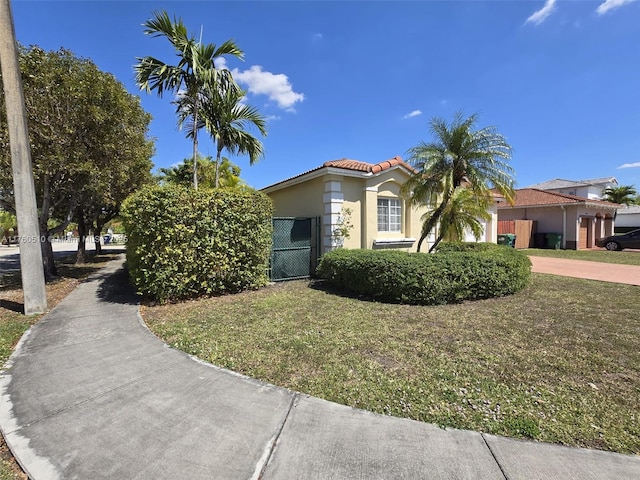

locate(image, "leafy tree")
[[0, 46, 154, 275], [158, 155, 242, 189], [135, 10, 243, 189], [177, 83, 267, 187], [402, 112, 515, 252], [0, 209, 16, 245], [602, 185, 637, 205]]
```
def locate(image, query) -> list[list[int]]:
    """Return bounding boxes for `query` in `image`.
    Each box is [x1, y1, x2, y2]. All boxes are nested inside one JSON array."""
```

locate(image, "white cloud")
[[597, 0, 638, 15], [617, 162, 640, 169], [311, 33, 323, 42], [525, 0, 557, 25], [403, 110, 422, 119], [265, 115, 281, 121], [213, 57, 304, 112], [231, 66, 304, 112]]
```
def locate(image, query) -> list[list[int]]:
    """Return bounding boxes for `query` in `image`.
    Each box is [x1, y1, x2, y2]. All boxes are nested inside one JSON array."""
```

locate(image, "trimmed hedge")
[[121, 185, 273, 302], [434, 241, 501, 253], [316, 246, 531, 305]]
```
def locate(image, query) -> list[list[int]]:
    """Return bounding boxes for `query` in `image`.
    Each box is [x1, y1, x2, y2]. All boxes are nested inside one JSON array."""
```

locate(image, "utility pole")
[[0, 0, 47, 314]]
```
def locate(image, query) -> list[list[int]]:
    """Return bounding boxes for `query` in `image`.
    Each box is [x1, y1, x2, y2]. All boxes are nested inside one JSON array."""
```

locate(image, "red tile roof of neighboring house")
[[500, 188, 620, 208]]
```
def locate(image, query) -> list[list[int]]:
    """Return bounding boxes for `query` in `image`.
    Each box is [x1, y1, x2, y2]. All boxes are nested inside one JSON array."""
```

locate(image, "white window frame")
[[377, 198, 402, 232]]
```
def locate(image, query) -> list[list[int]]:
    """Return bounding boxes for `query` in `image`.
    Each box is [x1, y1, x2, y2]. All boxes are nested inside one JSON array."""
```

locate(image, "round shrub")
[[121, 185, 273, 302], [316, 247, 531, 305]]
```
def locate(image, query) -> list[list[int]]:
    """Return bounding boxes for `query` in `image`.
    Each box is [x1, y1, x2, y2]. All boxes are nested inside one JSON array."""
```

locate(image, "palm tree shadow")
[[95, 265, 140, 306]]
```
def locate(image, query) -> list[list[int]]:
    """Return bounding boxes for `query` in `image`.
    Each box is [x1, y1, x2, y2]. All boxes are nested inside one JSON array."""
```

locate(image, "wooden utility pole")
[[0, 0, 47, 314]]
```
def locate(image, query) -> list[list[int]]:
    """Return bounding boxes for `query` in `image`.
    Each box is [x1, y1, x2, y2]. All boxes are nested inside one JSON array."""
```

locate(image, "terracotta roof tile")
[[323, 156, 413, 173], [502, 188, 620, 208]]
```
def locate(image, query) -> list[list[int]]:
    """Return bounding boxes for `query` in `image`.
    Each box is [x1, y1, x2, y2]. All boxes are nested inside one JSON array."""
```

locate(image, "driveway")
[[529, 256, 640, 286]]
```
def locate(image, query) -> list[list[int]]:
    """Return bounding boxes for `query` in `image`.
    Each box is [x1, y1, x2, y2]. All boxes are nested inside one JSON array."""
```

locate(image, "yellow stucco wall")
[[266, 177, 325, 218]]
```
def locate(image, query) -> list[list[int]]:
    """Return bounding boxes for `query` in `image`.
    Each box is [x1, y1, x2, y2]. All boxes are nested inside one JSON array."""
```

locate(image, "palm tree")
[[134, 10, 243, 189], [402, 112, 516, 252], [180, 83, 267, 187], [602, 185, 637, 205], [428, 187, 491, 249]]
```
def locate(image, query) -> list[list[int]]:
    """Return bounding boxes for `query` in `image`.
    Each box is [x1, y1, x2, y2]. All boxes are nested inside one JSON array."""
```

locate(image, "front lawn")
[[142, 274, 640, 454], [525, 248, 640, 266]]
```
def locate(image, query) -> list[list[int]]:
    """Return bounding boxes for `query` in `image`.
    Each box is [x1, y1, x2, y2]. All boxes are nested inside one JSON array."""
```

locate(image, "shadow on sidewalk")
[[95, 265, 140, 306]]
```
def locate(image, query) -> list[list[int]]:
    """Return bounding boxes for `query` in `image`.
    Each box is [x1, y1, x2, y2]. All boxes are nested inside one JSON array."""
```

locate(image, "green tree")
[[177, 82, 266, 187], [602, 185, 637, 205], [0, 46, 154, 275], [427, 187, 491, 246], [134, 10, 243, 190], [158, 155, 242, 189], [0, 209, 16, 245], [402, 112, 515, 252]]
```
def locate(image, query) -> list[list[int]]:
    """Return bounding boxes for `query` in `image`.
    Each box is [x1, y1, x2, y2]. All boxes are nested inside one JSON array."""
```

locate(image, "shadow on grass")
[[307, 279, 381, 303], [0, 299, 23, 314]]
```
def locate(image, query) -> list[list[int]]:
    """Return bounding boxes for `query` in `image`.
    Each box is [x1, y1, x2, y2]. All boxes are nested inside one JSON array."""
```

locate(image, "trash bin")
[[534, 233, 546, 248], [545, 233, 562, 250], [497, 233, 516, 248]]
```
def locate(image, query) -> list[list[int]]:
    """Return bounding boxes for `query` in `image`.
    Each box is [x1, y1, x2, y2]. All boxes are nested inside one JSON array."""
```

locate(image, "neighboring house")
[[497, 189, 619, 249], [615, 205, 640, 231], [526, 177, 618, 200], [262, 156, 500, 255]]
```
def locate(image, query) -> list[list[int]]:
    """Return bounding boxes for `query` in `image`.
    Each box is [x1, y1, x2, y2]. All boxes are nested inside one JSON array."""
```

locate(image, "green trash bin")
[[545, 233, 562, 249], [497, 233, 516, 248]]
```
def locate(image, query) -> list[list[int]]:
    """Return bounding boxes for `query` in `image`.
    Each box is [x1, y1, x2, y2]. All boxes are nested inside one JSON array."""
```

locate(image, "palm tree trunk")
[[192, 109, 199, 190], [215, 148, 222, 188]]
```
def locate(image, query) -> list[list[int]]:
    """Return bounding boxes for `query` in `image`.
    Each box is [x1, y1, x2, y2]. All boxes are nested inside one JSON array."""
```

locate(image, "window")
[[377, 198, 401, 232]]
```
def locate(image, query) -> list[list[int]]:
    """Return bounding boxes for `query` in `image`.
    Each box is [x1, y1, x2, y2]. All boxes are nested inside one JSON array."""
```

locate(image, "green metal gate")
[[270, 217, 320, 281]]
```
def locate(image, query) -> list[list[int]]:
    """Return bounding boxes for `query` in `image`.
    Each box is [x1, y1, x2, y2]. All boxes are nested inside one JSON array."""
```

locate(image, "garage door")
[[579, 218, 588, 249]]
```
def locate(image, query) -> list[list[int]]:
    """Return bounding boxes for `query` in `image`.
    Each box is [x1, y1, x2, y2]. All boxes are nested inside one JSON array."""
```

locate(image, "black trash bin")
[[545, 233, 562, 250]]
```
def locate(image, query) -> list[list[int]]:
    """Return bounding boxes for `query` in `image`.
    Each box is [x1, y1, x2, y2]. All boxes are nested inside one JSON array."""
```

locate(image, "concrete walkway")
[[529, 256, 640, 286], [1, 257, 639, 479]]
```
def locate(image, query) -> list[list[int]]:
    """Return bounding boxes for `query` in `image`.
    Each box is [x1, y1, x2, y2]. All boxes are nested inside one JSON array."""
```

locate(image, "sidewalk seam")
[[4, 360, 180, 434], [253, 392, 298, 480], [481, 433, 510, 480]]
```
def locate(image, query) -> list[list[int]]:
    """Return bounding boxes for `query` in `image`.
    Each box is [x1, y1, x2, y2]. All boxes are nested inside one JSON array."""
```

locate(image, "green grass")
[[143, 274, 640, 454], [525, 248, 640, 265]]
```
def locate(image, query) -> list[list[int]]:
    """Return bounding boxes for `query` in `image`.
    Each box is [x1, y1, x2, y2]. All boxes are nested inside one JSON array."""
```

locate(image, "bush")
[[121, 185, 273, 302], [434, 241, 500, 253], [316, 247, 531, 305]]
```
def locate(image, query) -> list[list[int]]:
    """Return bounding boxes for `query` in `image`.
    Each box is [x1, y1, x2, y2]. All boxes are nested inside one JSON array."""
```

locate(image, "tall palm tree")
[[134, 10, 243, 189], [402, 112, 516, 252], [602, 185, 637, 205], [179, 84, 267, 187]]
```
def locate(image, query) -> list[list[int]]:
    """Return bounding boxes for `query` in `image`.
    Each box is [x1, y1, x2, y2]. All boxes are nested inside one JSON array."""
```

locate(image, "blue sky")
[[10, 0, 640, 190]]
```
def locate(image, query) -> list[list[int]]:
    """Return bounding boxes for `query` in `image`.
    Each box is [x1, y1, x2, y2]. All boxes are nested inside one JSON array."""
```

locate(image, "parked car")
[[596, 228, 640, 251]]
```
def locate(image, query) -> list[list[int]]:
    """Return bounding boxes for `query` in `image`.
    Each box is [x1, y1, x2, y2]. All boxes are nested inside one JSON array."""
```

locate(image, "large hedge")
[[316, 246, 531, 305], [121, 185, 273, 302]]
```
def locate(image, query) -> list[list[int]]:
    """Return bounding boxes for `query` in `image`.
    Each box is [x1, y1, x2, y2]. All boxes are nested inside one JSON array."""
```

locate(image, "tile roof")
[[323, 156, 413, 174], [526, 177, 617, 190], [261, 156, 413, 191], [500, 189, 620, 208]]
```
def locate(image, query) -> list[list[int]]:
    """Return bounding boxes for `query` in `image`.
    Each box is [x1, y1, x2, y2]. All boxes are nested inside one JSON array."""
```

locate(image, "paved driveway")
[[529, 256, 640, 286]]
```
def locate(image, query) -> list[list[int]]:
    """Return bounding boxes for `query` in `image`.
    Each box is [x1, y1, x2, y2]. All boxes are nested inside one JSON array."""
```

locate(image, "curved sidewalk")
[[1, 257, 638, 479]]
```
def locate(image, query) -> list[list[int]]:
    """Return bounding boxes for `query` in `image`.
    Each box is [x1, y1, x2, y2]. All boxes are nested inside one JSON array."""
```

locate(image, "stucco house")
[[615, 205, 640, 232], [262, 156, 500, 255], [497, 189, 619, 249], [526, 177, 618, 200]]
